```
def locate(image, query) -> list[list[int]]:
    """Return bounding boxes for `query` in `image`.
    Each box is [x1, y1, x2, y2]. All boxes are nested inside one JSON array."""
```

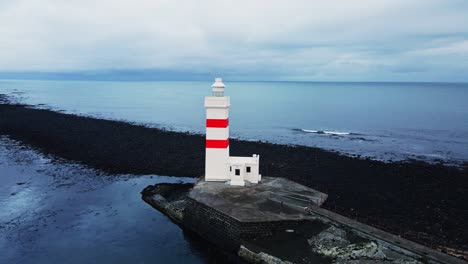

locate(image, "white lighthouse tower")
[[205, 78, 230, 182], [204, 78, 261, 186]]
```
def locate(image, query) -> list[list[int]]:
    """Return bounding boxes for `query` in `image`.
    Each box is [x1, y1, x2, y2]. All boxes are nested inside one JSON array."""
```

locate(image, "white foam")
[[324, 131, 350, 136], [301, 129, 350, 136], [301, 129, 318, 133]]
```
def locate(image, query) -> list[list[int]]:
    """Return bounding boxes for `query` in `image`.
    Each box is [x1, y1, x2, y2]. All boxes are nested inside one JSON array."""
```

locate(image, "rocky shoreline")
[[0, 97, 467, 258]]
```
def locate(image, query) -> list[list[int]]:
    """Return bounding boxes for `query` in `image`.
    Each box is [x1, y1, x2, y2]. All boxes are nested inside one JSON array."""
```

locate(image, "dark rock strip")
[[0, 100, 467, 257]]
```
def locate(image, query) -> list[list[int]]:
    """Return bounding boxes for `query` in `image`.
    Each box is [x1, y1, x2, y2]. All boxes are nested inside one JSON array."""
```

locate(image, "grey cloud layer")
[[0, 0, 467, 81]]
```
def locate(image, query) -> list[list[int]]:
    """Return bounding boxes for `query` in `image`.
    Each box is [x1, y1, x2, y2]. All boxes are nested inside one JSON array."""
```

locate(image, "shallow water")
[[1, 80, 467, 163], [0, 136, 217, 264]]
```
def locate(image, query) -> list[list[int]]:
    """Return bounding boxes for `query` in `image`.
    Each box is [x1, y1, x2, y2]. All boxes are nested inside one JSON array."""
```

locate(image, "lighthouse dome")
[[211, 77, 225, 97]]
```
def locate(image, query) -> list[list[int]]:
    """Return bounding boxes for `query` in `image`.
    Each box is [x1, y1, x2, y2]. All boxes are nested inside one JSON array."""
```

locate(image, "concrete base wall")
[[183, 198, 306, 251]]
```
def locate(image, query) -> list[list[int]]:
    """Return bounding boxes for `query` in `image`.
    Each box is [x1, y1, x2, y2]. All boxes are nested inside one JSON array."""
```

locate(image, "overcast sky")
[[0, 0, 467, 81]]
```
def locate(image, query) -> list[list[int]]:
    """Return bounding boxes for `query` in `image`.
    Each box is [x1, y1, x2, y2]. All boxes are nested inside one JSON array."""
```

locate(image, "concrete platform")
[[143, 179, 466, 264], [188, 177, 328, 222]]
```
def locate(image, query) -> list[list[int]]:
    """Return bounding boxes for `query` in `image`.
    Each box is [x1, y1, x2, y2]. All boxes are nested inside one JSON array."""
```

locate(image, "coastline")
[[1, 97, 467, 256]]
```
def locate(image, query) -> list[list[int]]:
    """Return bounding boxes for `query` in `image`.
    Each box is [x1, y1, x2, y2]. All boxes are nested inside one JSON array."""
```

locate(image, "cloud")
[[0, 0, 467, 81], [407, 40, 468, 56]]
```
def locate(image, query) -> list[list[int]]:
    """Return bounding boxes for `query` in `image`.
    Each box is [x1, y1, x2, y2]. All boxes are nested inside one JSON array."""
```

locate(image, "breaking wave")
[[294, 128, 360, 136], [292, 128, 375, 142], [302, 129, 350, 135]]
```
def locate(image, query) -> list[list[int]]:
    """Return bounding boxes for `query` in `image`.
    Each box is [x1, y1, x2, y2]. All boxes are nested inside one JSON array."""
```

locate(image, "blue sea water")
[[1, 79, 467, 163]]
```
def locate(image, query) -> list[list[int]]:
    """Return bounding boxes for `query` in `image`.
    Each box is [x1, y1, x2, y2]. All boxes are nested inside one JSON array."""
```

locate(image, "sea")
[[1, 79, 467, 163], [1, 79, 467, 264]]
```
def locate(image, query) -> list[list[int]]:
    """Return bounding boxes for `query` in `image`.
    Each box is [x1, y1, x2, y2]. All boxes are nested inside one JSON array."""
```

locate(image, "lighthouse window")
[[235, 169, 240, 176], [246, 166, 251, 173], [230, 166, 232, 172]]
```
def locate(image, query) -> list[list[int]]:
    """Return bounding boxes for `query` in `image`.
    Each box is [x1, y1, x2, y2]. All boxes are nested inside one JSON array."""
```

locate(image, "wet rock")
[[238, 245, 294, 264], [141, 183, 193, 224], [308, 226, 350, 249], [308, 226, 423, 264], [317, 241, 386, 261]]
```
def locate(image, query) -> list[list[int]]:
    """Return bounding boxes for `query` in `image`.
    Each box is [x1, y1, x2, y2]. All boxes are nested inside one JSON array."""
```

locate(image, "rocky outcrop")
[[141, 183, 193, 224], [308, 226, 421, 264]]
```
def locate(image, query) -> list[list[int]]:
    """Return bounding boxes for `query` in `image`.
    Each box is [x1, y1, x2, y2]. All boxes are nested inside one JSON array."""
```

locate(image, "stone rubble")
[[308, 226, 422, 264]]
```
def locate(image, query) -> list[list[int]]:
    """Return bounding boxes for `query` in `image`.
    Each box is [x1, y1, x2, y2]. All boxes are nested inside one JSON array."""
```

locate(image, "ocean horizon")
[[1, 79, 467, 164]]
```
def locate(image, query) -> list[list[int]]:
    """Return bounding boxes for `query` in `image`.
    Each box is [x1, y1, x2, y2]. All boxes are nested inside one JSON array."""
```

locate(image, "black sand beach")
[[1, 96, 467, 257]]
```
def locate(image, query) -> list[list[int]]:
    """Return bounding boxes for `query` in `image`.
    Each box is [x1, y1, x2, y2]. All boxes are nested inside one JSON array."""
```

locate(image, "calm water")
[[0, 136, 222, 264], [1, 79, 467, 163]]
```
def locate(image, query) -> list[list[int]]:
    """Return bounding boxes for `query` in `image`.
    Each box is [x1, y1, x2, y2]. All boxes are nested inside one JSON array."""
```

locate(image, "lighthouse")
[[204, 78, 230, 181], [204, 78, 261, 186]]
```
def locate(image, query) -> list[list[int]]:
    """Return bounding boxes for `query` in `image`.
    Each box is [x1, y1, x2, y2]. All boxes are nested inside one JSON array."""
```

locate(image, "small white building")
[[204, 78, 261, 186]]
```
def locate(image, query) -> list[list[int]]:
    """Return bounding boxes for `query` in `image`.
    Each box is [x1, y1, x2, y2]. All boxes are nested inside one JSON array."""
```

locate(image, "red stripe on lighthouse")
[[206, 118, 229, 128], [206, 139, 229, 148]]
